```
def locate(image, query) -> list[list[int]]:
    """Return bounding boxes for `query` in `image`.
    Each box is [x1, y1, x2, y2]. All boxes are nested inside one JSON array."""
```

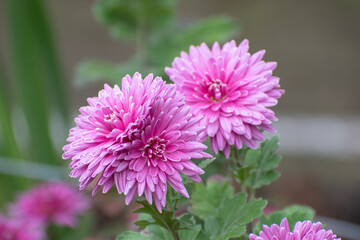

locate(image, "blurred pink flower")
[[166, 40, 284, 157], [63, 73, 211, 212], [250, 218, 340, 240], [9, 182, 89, 227], [0, 215, 44, 240]]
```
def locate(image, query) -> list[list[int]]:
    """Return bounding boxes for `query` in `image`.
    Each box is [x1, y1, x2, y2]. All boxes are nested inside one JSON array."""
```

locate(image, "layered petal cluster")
[[9, 182, 89, 227], [166, 40, 284, 157], [0, 215, 44, 240], [249, 218, 340, 240], [63, 73, 211, 212]]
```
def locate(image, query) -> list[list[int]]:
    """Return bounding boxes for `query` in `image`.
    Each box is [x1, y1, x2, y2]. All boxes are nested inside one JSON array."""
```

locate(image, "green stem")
[[165, 214, 180, 240], [248, 222, 253, 236], [233, 146, 240, 165], [170, 230, 180, 240], [250, 188, 255, 200], [230, 146, 249, 193], [230, 146, 257, 235], [246, 188, 256, 235], [47, 225, 61, 240], [170, 200, 180, 240], [173, 198, 179, 210], [147, 203, 180, 240]]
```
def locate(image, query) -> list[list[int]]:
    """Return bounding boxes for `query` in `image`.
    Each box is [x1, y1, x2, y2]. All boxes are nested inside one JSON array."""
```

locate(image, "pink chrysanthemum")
[[165, 40, 284, 157], [9, 182, 89, 227], [249, 218, 341, 240], [62, 73, 211, 212], [0, 215, 44, 240]]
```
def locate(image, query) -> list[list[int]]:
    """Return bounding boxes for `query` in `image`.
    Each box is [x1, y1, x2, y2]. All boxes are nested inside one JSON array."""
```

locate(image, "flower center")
[[206, 79, 227, 102], [143, 136, 167, 160], [104, 112, 117, 123]]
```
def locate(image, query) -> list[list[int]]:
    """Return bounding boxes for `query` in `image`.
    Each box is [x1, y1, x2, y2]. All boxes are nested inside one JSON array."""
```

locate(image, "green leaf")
[[177, 214, 202, 240], [177, 213, 197, 229], [172, 15, 238, 45], [135, 213, 156, 230], [190, 180, 234, 220], [166, 157, 216, 207], [254, 205, 315, 234], [93, 0, 175, 39], [283, 205, 315, 229], [198, 157, 216, 169], [135, 220, 155, 230], [205, 193, 267, 240], [149, 16, 239, 77], [179, 225, 202, 240], [262, 154, 282, 171], [248, 170, 281, 189], [134, 199, 180, 233], [93, 0, 137, 39], [116, 225, 174, 240], [134, 214, 174, 240], [116, 231, 149, 240], [204, 217, 223, 239], [195, 231, 212, 240], [146, 225, 173, 240], [74, 60, 140, 87], [253, 211, 285, 234], [243, 136, 282, 189]]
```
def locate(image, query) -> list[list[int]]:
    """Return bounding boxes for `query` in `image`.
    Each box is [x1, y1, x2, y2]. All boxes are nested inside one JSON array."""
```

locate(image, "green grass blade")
[[0, 63, 20, 158], [6, 0, 58, 164], [0, 63, 29, 206], [28, 0, 70, 123]]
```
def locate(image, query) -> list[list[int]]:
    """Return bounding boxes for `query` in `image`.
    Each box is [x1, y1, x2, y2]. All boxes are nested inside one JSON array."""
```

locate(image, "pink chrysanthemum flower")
[[249, 218, 341, 240], [165, 40, 284, 157], [9, 182, 89, 227], [0, 215, 44, 240], [62, 73, 211, 212]]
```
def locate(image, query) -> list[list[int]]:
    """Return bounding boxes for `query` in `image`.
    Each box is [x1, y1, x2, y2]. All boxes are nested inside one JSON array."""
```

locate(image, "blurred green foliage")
[[190, 180, 266, 239], [134, 199, 181, 239], [231, 136, 282, 193], [164, 157, 215, 208], [76, 0, 240, 86], [148, 16, 238, 78], [201, 193, 266, 240], [190, 180, 234, 220], [75, 59, 140, 87], [126, 180, 266, 240], [0, 0, 68, 208], [0, 65, 20, 159], [47, 212, 96, 240], [254, 205, 315, 234], [94, 0, 176, 39], [5, 0, 68, 164], [177, 214, 202, 240], [243, 136, 281, 189]]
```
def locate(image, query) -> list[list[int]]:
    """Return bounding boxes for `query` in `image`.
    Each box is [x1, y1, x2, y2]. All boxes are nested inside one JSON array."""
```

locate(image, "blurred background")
[[0, 0, 359, 239]]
